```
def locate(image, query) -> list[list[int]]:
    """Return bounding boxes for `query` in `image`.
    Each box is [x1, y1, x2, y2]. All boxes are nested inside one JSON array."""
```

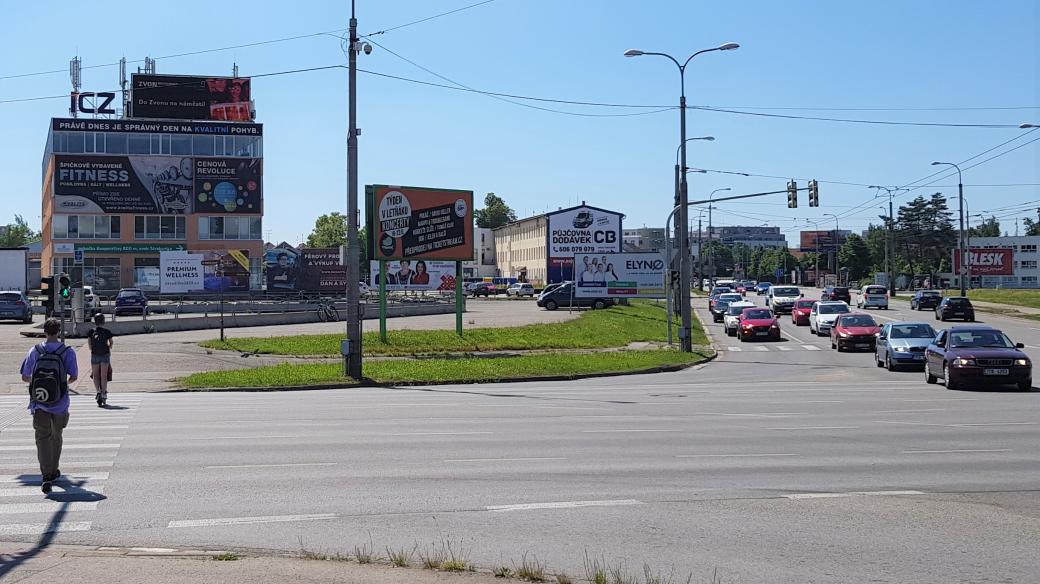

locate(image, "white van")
[[767, 285, 802, 314], [857, 284, 889, 310]]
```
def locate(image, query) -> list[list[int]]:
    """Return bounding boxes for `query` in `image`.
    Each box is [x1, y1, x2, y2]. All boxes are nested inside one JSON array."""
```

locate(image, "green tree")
[[703, 240, 734, 275], [474, 193, 517, 229], [838, 233, 873, 281], [1023, 209, 1040, 236], [968, 216, 1000, 237], [0, 215, 40, 247], [894, 193, 956, 278], [305, 212, 367, 261]]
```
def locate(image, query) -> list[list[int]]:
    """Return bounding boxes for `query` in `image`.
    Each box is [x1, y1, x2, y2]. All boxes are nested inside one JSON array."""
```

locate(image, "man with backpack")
[[20, 319, 79, 493]]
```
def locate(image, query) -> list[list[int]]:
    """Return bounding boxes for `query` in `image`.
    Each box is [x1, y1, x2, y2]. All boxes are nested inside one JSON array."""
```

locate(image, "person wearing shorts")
[[87, 313, 114, 407]]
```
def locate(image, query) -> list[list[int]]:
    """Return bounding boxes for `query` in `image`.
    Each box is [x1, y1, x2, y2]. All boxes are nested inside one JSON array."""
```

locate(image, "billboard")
[[194, 158, 262, 213], [52, 118, 262, 136], [546, 205, 622, 283], [370, 260, 458, 292], [954, 248, 1013, 276], [132, 74, 253, 121], [54, 155, 194, 214], [574, 253, 665, 298], [159, 251, 205, 294], [366, 185, 474, 261], [265, 247, 346, 293]]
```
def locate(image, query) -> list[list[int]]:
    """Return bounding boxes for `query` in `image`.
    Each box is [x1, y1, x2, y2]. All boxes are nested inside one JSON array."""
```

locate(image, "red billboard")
[[954, 248, 1014, 276]]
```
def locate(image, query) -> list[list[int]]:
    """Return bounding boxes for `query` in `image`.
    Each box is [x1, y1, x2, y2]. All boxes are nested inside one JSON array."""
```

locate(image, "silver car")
[[875, 321, 937, 371]]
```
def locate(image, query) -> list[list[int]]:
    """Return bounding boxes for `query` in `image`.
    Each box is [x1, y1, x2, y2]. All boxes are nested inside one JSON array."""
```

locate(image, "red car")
[[830, 313, 881, 352], [734, 284, 747, 295], [791, 299, 816, 326], [738, 307, 781, 342]]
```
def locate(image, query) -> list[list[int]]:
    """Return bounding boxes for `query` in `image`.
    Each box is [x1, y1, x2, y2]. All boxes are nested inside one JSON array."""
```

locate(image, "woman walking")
[[87, 313, 114, 407]]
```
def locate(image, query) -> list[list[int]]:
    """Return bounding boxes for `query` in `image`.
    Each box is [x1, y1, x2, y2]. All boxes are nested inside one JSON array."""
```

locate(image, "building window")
[[1022, 276, 1038, 287], [198, 216, 260, 240], [52, 215, 121, 239], [134, 215, 186, 240], [1021, 260, 1038, 269], [1021, 245, 1038, 253], [53, 257, 121, 291]]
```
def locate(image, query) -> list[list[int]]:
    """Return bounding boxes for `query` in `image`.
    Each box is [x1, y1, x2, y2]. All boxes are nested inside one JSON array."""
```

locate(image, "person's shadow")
[[0, 476, 106, 578]]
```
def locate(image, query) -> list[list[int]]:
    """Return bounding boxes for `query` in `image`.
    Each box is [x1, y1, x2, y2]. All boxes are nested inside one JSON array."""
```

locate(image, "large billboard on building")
[[366, 185, 474, 261], [265, 247, 346, 293], [574, 252, 665, 298], [52, 118, 262, 136], [159, 249, 251, 293], [194, 158, 262, 213], [132, 74, 253, 121], [160, 251, 205, 294], [954, 248, 1014, 276], [370, 260, 458, 292], [546, 205, 623, 283]]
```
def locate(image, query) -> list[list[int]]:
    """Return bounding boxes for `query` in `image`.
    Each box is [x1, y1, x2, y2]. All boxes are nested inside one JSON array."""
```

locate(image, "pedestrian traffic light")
[[59, 274, 71, 300], [787, 180, 798, 208], [41, 276, 55, 316], [808, 179, 819, 207]]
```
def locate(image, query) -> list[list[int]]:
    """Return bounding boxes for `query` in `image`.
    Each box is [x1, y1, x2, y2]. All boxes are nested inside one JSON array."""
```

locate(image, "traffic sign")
[[774, 267, 785, 279], [73, 249, 84, 264]]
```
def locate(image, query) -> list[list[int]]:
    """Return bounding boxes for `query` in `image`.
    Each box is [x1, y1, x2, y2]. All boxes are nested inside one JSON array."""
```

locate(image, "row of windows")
[[1019, 260, 1038, 270], [52, 214, 260, 241], [199, 216, 262, 240], [53, 215, 121, 239], [136, 216, 186, 240], [973, 244, 1039, 253], [51, 131, 262, 158]]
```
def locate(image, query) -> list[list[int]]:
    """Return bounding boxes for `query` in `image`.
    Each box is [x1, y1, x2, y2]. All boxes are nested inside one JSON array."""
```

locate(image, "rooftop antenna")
[[69, 56, 82, 118], [144, 57, 156, 74], [233, 62, 239, 77], [119, 57, 128, 118]]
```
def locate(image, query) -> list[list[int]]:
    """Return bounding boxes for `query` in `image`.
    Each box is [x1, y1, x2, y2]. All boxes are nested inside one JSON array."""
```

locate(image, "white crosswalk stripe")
[[717, 344, 830, 352], [803, 345, 822, 351]]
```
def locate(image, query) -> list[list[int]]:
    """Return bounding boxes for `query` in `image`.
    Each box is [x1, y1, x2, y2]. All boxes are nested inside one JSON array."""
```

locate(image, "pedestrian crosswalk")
[[720, 344, 825, 352], [0, 393, 142, 536]]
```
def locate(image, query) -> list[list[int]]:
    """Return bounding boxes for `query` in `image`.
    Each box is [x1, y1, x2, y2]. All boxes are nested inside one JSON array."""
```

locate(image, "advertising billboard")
[[132, 74, 253, 121], [54, 155, 194, 214], [159, 251, 205, 294], [52, 118, 263, 136], [194, 158, 262, 213], [954, 248, 1014, 276], [574, 253, 665, 298], [546, 205, 622, 283], [204, 249, 252, 292], [265, 247, 346, 293], [366, 185, 474, 261], [370, 260, 458, 292]]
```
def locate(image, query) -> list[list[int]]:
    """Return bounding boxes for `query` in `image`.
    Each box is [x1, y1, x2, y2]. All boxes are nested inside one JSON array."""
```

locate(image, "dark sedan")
[[820, 286, 851, 304], [925, 326, 1032, 391], [114, 288, 148, 316], [936, 296, 975, 322], [910, 290, 942, 311], [536, 282, 613, 311]]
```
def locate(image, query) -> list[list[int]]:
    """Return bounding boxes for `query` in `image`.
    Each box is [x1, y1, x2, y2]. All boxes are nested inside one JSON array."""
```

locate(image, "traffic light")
[[808, 179, 819, 207], [59, 274, 71, 300], [41, 276, 55, 316], [787, 180, 798, 208]]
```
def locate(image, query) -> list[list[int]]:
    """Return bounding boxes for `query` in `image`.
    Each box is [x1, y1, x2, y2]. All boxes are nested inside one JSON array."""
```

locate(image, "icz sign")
[[70, 91, 117, 116]]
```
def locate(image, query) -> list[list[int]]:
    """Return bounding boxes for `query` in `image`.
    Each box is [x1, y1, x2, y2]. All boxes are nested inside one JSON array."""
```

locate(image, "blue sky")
[[1, 0, 1037, 246]]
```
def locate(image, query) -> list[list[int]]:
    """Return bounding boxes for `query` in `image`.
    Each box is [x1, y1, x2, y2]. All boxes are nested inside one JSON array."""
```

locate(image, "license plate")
[[755, 332, 768, 336], [0, 312, 11, 316], [983, 368, 1009, 376], [855, 343, 869, 348], [952, 312, 963, 316], [913, 355, 925, 361]]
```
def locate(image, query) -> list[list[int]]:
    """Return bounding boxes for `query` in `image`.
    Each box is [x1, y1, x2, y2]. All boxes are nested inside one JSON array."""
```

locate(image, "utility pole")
[[697, 216, 703, 290], [344, 0, 362, 379]]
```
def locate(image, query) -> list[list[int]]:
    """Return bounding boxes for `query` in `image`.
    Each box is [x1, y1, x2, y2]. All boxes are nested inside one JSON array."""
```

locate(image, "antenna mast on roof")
[[144, 57, 156, 74], [69, 57, 82, 118]]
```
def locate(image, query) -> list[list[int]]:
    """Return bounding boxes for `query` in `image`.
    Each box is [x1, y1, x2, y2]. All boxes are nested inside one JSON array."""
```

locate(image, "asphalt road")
[[0, 294, 1037, 583]]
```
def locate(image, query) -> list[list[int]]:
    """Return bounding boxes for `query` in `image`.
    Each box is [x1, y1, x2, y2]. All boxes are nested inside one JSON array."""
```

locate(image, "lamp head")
[[1021, 123, 1037, 129], [623, 49, 644, 57], [719, 42, 740, 51], [931, 161, 943, 166]]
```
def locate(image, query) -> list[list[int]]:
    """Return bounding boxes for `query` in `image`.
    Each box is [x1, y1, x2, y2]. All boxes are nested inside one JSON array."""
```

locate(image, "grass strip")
[[179, 349, 708, 389], [967, 289, 1040, 310], [200, 302, 704, 357]]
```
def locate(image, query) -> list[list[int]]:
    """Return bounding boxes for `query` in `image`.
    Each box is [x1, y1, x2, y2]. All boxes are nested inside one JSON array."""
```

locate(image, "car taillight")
[[15, 300, 25, 306]]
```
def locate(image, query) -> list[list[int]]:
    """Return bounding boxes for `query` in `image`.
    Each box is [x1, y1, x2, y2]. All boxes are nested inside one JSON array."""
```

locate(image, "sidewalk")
[[0, 543, 507, 584]]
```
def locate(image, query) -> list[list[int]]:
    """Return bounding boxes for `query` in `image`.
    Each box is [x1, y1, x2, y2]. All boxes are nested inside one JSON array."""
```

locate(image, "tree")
[[863, 223, 888, 273], [894, 194, 956, 279], [474, 193, 517, 229], [305, 212, 367, 262], [838, 233, 873, 281], [1023, 209, 1040, 236], [968, 216, 1000, 237], [0, 215, 40, 248]]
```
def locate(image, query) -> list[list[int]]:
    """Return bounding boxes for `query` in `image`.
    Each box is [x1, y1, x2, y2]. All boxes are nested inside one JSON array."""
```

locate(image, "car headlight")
[[954, 358, 975, 366], [893, 346, 910, 353], [770, 324, 779, 329], [838, 331, 849, 338], [1015, 359, 1029, 367]]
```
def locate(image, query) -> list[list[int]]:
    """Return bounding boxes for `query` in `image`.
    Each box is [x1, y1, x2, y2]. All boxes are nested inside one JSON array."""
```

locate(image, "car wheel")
[[925, 364, 938, 384], [739, 332, 746, 342], [944, 363, 959, 390], [885, 353, 895, 371], [831, 338, 837, 350], [968, 317, 975, 322], [1019, 379, 1033, 392], [544, 300, 558, 311], [593, 299, 607, 310]]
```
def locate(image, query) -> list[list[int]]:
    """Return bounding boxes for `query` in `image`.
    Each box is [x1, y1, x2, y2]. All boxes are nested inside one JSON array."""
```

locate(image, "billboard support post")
[[455, 261, 463, 337], [344, 0, 362, 380], [378, 260, 388, 343]]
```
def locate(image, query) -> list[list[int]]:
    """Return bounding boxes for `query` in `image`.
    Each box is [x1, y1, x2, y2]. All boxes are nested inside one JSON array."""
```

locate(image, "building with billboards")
[[949, 235, 1039, 289], [41, 73, 264, 293]]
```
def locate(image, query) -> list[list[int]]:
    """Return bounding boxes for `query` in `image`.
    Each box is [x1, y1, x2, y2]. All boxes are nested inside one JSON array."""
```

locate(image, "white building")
[[462, 227, 497, 279], [953, 235, 1039, 289]]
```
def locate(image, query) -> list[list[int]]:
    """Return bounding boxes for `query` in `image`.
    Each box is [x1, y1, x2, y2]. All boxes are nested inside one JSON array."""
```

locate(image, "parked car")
[[808, 301, 850, 336], [791, 299, 817, 325], [536, 282, 614, 311], [755, 282, 772, 295], [114, 288, 148, 316], [936, 297, 975, 322], [821, 286, 852, 304], [830, 313, 881, 352], [875, 321, 936, 371], [82, 285, 101, 316], [506, 283, 535, 297], [0, 290, 33, 324], [737, 307, 781, 342], [910, 290, 943, 311], [466, 282, 496, 297], [723, 301, 756, 336], [925, 326, 1031, 391], [856, 284, 889, 310]]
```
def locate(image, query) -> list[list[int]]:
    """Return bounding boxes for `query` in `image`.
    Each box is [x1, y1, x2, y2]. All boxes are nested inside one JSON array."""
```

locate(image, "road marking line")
[[699, 412, 810, 418], [389, 431, 494, 436], [1, 425, 130, 432], [0, 443, 120, 451], [0, 502, 99, 514], [0, 485, 105, 497], [902, 449, 1012, 454], [952, 422, 1037, 427], [802, 345, 822, 351], [753, 346, 770, 352], [0, 521, 91, 536], [486, 499, 643, 512], [677, 453, 798, 458], [785, 490, 924, 500], [186, 435, 300, 440], [204, 463, 338, 470], [727, 346, 743, 351], [168, 513, 339, 528], [767, 426, 859, 430], [775, 346, 793, 351], [0, 472, 109, 483], [901, 399, 978, 402], [870, 409, 947, 414], [444, 457, 568, 463], [580, 429, 681, 433], [0, 461, 113, 470], [130, 548, 179, 553]]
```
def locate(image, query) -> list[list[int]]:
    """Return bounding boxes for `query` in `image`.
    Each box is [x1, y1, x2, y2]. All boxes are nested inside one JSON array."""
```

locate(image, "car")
[[936, 296, 975, 322], [875, 321, 937, 371], [821, 286, 852, 304], [536, 282, 613, 311], [82, 285, 101, 316], [723, 301, 756, 336], [925, 326, 1032, 391], [710, 293, 744, 322], [856, 284, 889, 310], [707, 287, 734, 309], [466, 282, 496, 297], [0, 290, 33, 324], [755, 282, 772, 295], [114, 288, 148, 316], [540, 282, 565, 297], [808, 301, 851, 336], [737, 307, 781, 342], [830, 313, 881, 352], [910, 290, 942, 311], [734, 283, 747, 295], [790, 299, 817, 325], [767, 285, 802, 314], [506, 283, 535, 297], [573, 210, 594, 229]]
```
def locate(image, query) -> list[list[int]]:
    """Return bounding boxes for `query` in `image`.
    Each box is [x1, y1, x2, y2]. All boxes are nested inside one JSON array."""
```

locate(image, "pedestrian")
[[20, 318, 78, 494], [87, 313, 114, 407]]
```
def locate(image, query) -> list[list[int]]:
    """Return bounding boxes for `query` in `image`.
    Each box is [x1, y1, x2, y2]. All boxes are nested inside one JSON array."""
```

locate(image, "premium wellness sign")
[[574, 253, 665, 298], [159, 251, 204, 294], [54, 155, 195, 214], [366, 185, 474, 261], [370, 260, 458, 292], [954, 248, 1014, 276], [132, 74, 253, 121], [546, 205, 623, 283]]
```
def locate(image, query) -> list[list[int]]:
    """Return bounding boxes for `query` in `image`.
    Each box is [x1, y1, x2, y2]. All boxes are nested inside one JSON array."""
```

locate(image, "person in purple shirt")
[[20, 319, 79, 493]]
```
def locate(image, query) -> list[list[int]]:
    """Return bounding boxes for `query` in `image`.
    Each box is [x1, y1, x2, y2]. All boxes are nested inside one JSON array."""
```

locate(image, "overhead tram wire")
[[688, 106, 1021, 128]]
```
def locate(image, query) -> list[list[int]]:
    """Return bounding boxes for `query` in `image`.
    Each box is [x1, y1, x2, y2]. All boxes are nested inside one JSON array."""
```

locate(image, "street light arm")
[[682, 47, 720, 68], [636, 51, 683, 70]]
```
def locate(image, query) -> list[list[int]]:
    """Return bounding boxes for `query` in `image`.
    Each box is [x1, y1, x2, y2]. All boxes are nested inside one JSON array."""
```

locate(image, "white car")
[[506, 283, 535, 297], [82, 285, 100, 316], [723, 301, 756, 336], [808, 301, 851, 336], [856, 284, 889, 310], [767, 285, 802, 314]]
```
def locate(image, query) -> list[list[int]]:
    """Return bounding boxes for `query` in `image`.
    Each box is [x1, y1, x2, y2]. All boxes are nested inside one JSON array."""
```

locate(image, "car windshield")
[[773, 287, 799, 296], [890, 324, 936, 339], [726, 306, 748, 316], [818, 304, 850, 315], [118, 291, 140, 297], [864, 287, 886, 294], [946, 298, 971, 306], [921, 291, 941, 297], [719, 294, 743, 301], [949, 330, 1015, 348], [795, 300, 815, 308], [0, 293, 22, 302], [840, 315, 876, 327], [833, 288, 849, 294], [743, 309, 772, 320]]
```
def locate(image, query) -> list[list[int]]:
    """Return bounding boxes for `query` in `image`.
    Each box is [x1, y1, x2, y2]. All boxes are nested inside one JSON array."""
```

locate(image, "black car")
[[465, 282, 495, 297], [820, 286, 851, 304], [925, 326, 1031, 391], [910, 290, 943, 311], [936, 296, 975, 322], [536, 282, 613, 311], [114, 288, 148, 316]]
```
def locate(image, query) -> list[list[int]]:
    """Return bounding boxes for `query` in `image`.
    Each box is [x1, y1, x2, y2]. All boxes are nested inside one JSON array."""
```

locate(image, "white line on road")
[[753, 346, 770, 352], [580, 429, 682, 434], [952, 422, 1037, 427], [0, 521, 91, 536], [186, 435, 300, 440], [204, 463, 339, 469], [802, 345, 822, 351], [0, 502, 99, 514], [1, 425, 129, 432], [445, 457, 568, 463], [0, 472, 108, 483], [0, 485, 105, 497], [0, 443, 120, 452], [900, 398, 978, 402], [767, 426, 860, 430], [775, 346, 793, 351], [486, 499, 643, 512], [390, 431, 494, 436], [0, 461, 113, 470], [870, 409, 947, 414], [785, 490, 924, 500], [902, 449, 1012, 454], [676, 453, 799, 458], [168, 513, 340, 528]]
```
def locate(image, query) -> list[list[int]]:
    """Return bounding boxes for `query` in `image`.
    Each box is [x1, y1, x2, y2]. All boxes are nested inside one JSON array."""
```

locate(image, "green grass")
[[967, 289, 1040, 310], [200, 302, 704, 357], [179, 349, 709, 389]]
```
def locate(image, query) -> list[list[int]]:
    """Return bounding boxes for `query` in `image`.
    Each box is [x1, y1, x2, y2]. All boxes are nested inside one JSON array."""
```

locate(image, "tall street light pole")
[[674, 139, 714, 289], [932, 161, 966, 295], [707, 187, 731, 278], [344, 0, 362, 379], [625, 42, 739, 352], [804, 218, 823, 287], [823, 213, 840, 284], [869, 185, 901, 296]]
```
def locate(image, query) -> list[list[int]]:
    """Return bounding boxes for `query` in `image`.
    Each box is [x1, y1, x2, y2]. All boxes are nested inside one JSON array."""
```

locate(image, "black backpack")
[[29, 344, 69, 404]]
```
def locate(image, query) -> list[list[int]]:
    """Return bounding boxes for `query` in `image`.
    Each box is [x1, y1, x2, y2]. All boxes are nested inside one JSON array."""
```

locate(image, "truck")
[[0, 248, 29, 293]]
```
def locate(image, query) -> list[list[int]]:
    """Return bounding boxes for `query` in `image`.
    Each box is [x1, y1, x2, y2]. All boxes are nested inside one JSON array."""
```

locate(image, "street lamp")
[[707, 187, 731, 278], [625, 42, 739, 352], [672, 137, 715, 279], [931, 161, 966, 295], [823, 213, 841, 283], [869, 185, 903, 296], [804, 218, 823, 287], [1020, 123, 1038, 129]]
